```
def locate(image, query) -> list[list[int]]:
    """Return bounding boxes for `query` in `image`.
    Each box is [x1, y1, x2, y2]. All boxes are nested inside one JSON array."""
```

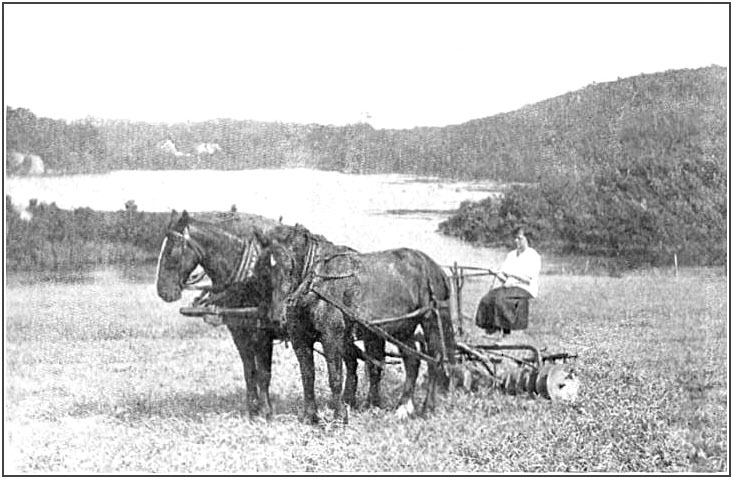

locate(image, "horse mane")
[[187, 217, 249, 244], [289, 223, 333, 246], [256, 222, 334, 249]]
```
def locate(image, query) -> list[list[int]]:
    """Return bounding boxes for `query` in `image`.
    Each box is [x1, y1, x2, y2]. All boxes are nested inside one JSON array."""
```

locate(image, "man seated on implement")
[[475, 226, 541, 339]]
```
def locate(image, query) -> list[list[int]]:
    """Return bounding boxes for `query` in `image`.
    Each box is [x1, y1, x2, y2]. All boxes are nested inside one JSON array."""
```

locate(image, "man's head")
[[513, 226, 529, 252]]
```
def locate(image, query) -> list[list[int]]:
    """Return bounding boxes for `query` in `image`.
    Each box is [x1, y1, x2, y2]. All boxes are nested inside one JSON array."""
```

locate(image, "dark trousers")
[[475, 286, 531, 334]]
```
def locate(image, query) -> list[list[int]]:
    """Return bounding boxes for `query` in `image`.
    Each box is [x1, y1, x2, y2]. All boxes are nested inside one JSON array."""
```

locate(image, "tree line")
[[5, 198, 278, 272], [438, 105, 727, 267], [8, 66, 725, 183], [6, 65, 726, 268]]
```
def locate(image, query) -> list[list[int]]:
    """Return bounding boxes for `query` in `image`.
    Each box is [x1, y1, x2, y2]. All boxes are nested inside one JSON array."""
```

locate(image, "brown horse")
[[256, 224, 456, 424], [251, 224, 370, 419], [156, 210, 283, 420]]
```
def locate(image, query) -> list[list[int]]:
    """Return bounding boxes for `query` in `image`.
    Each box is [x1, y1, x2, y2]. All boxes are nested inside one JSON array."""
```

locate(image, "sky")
[[4, 4, 729, 130]]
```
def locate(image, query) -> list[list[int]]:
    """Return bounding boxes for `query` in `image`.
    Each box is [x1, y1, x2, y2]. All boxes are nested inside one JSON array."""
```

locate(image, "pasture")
[[4, 265, 728, 473]]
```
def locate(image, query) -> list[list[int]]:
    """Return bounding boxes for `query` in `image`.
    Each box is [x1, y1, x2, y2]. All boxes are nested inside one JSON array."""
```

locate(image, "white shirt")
[[497, 246, 541, 297]]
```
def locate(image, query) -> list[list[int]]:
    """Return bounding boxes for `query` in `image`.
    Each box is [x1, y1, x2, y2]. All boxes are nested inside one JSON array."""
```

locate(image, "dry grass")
[[4, 266, 728, 473]]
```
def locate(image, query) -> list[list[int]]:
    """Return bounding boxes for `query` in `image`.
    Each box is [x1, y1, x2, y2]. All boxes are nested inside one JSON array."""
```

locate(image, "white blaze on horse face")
[[183, 226, 191, 242], [270, 254, 277, 267], [155, 237, 169, 285]]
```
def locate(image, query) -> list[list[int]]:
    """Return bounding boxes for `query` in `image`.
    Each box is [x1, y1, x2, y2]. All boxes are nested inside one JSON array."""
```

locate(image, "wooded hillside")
[[6, 66, 727, 268], [436, 67, 727, 267], [7, 66, 726, 182]]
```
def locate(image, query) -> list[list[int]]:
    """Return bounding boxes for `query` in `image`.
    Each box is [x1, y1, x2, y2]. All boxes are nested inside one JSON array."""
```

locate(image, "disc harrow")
[[454, 342, 579, 402]]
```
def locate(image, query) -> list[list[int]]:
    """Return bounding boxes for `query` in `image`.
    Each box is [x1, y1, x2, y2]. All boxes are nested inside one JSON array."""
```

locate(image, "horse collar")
[[227, 239, 259, 286], [301, 237, 320, 281]]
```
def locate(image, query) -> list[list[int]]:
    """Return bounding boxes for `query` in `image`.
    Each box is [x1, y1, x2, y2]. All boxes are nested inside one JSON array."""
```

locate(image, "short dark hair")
[[512, 226, 533, 244]]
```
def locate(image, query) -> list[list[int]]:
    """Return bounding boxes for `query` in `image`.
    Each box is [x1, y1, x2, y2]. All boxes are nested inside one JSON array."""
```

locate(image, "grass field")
[[4, 266, 728, 473]]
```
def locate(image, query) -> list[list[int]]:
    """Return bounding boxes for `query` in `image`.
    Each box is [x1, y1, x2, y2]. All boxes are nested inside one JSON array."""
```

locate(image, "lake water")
[[6, 168, 508, 270]]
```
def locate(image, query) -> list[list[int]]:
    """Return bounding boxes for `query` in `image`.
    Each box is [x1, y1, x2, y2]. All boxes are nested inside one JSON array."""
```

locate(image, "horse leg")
[[291, 334, 319, 424], [227, 326, 260, 419], [365, 336, 386, 408], [395, 347, 420, 420], [254, 330, 274, 421], [343, 342, 359, 409], [420, 313, 451, 415], [319, 314, 347, 423]]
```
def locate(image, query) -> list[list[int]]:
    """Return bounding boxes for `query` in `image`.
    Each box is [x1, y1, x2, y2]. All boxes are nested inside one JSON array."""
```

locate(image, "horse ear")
[[268, 224, 292, 243], [167, 210, 179, 227]]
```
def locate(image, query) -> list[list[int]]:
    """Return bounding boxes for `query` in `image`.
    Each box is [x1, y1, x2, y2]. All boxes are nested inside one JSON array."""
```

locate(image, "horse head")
[[157, 210, 254, 303], [252, 223, 334, 326], [156, 210, 204, 302], [254, 239, 301, 327]]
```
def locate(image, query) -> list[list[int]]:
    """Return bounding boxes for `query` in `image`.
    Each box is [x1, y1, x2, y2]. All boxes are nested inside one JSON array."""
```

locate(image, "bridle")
[[166, 224, 258, 294], [269, 243, 308, 309], [166, 227, 207, 288]]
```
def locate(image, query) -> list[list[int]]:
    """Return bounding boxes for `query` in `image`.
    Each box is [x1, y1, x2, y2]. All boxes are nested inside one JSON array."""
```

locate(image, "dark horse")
[[256, 224, 456, 423], [156, 210, 284, 420]]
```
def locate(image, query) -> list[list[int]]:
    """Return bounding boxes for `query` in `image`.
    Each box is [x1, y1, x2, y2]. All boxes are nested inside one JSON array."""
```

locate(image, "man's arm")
[[497, 271, 531, 284], [498, 251, 540, 285]]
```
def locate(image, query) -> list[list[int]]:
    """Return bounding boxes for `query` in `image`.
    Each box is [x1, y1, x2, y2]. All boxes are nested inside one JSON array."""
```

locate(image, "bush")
[[5, 196, 169, 271], [439, 109, 727, 268]]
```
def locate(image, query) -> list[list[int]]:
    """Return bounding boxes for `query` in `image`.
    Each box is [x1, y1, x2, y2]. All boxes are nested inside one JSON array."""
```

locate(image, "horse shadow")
[[68, 388, 303, 423], [67, 361, 437, 424]]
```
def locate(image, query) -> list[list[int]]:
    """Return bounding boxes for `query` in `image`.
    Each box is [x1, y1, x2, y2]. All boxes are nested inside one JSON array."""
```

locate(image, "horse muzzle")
[[269, 301, 288, 327], [157, 282, 183, 302]]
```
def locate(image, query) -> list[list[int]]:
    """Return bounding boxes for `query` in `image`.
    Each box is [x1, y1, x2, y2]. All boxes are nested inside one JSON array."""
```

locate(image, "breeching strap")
[[310, 287, 442, 366]]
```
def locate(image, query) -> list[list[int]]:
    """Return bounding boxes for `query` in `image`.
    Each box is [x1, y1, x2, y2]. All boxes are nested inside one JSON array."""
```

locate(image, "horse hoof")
[[367, 397, 382, 409], [300, 413, 321, 425], [394, 399, 415, 421], [249, 415, 268, 425], [342, 404, 350, 425]]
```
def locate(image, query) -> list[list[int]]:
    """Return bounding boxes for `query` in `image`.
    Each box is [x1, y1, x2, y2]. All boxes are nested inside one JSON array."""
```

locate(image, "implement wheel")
[[535, 364, 579, 402]]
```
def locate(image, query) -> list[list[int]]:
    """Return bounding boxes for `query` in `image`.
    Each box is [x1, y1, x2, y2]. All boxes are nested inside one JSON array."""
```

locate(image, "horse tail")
[[416, 251, 456, 365]]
